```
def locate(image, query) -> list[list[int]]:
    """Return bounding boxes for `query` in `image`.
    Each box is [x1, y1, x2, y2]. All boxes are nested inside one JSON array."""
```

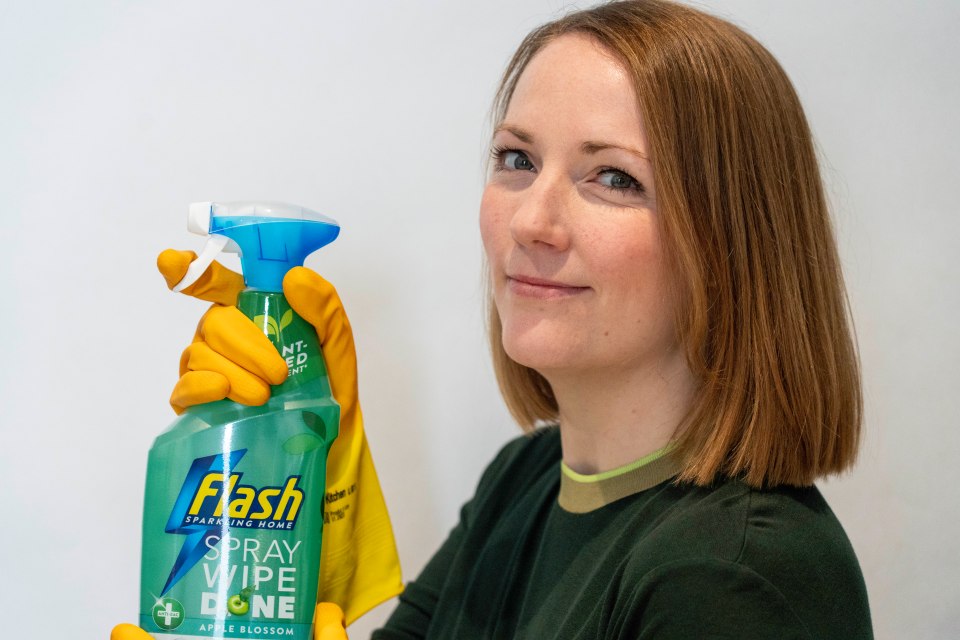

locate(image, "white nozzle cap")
[[174, 202, 229, 292], [187, 202, 212, 236]]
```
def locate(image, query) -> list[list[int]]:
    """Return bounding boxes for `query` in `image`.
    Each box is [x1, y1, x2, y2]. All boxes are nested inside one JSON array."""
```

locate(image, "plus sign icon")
[[151, 597, 185, 631]]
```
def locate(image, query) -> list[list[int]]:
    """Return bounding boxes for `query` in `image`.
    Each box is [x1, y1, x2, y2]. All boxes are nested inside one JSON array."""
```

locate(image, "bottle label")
[[140, 403, 338, 639]]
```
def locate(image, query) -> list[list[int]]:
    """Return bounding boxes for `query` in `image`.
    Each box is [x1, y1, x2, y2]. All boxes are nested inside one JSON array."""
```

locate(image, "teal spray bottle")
[[140, 201, 341, 639]]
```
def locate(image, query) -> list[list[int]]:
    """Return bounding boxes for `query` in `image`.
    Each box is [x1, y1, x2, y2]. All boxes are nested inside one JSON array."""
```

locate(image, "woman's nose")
[[509, 173, 572, 251]]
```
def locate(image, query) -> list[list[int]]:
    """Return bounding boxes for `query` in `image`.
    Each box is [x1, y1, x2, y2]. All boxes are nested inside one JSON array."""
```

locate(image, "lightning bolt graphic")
[[159, 448, 247, 596]]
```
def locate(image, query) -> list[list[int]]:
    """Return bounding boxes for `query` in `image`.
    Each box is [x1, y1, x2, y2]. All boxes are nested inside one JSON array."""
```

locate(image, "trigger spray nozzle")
[[172, 201, 340, 293]]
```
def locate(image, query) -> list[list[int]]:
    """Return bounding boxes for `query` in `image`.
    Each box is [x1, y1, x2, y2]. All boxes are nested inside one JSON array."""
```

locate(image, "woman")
[[117, 1, 872, 638], [374, 2, 871, 637]]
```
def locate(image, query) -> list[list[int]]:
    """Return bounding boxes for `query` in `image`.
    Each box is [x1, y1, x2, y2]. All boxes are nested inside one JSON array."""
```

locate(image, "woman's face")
[[480, 34, 682, 379]]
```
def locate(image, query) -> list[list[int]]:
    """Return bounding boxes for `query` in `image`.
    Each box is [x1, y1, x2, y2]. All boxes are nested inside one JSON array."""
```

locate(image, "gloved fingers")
[[283, 267, 359, 409], [178, 342, 274, 406], [315, 603, 348, 640], [317, 623, 349, 640], [170, 370, 231, 414], [157, 248, 245, 306], [195, 305, 288, 386], [110, 623, 153, 640]]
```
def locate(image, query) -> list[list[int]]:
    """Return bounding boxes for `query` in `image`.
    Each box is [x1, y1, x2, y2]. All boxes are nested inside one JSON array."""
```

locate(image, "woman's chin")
[[501, 330, 583, 376]]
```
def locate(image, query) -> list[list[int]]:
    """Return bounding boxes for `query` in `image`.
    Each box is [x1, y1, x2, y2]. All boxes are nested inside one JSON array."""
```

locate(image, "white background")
[[1, 1, 958, 638]]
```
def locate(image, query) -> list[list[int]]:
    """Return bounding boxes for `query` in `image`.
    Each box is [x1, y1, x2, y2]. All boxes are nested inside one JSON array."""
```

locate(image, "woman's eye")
[[495, 148, 535, 172], [597, 168, 644, 194]]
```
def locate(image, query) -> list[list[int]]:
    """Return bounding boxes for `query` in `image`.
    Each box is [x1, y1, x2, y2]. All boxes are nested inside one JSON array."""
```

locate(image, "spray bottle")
[[140, 201, 341, 639]]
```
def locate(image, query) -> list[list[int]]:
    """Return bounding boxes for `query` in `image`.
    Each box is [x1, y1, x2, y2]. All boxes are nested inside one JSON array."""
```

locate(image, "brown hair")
[[488, 0, 862, 487]]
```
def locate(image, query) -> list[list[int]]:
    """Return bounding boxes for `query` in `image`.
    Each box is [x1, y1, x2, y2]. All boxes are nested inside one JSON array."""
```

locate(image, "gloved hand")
[[110, 603, 348, 640], [159, 249, 403, 622], [158, 249, 287, 413]]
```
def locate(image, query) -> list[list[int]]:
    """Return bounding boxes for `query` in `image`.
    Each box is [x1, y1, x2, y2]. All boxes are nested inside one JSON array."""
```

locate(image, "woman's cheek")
[[479, 187, 510, 263]]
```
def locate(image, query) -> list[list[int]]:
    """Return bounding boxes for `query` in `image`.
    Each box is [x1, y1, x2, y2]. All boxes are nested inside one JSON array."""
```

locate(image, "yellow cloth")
[[158, 249, 403, 625]]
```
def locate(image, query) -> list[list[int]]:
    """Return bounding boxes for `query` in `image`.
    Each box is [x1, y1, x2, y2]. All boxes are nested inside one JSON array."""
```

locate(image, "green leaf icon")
[[280, 309, 294, 331], [253, 314, 279, 337]]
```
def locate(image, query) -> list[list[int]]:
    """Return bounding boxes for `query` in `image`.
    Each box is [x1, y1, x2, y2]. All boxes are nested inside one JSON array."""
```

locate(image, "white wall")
[[0, 1, 956, 638]]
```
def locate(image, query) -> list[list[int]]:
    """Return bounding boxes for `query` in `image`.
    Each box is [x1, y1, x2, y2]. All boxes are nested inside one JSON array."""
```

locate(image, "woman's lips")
[[507, 274, 590, 299]]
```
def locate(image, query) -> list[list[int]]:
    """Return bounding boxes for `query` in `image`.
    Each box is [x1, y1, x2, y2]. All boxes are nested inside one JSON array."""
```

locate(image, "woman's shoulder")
[[665, 481, 862, 575], [643, 480, 856, 557], [627, 479, 865, 583], [738, 484, 862, 569], [475, 425, 562, 489], [619, 479, 872, 638], [441, 426, 561, 537]]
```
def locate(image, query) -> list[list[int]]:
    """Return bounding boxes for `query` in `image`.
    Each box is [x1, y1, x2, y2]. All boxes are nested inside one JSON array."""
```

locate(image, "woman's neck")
[[546, 350, 696, 475]]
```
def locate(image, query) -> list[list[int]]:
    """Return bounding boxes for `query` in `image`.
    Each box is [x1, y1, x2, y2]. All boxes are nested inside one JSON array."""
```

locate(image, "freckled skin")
[[480, 34, 683, 379]]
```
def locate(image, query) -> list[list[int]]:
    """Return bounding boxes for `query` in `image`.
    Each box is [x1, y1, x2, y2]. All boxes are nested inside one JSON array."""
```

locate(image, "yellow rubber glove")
[[158, 249, 288, 412], [160, 249, 403, 622], [110, 603, 348, 640]]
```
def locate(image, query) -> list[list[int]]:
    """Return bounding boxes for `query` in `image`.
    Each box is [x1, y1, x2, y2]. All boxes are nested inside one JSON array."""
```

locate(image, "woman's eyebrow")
[[581, 140, 650, 162], [493, 125, 649, 163], [493, 124, 534, 143]]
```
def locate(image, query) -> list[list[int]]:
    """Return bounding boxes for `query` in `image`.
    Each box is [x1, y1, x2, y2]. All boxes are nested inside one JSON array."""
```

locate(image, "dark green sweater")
[[374, 427, 872, 639]]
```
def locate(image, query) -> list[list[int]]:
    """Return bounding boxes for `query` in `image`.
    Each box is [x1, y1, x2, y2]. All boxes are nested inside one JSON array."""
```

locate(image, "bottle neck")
[[236, 289, 329, 396]]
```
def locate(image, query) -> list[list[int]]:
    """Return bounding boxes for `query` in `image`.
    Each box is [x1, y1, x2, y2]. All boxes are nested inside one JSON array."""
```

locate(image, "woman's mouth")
[[507, 274, 591, 300]]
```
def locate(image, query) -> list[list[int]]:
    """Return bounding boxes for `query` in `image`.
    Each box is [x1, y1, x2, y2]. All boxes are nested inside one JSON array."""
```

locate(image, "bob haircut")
[[488, 0, 862, 488]]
